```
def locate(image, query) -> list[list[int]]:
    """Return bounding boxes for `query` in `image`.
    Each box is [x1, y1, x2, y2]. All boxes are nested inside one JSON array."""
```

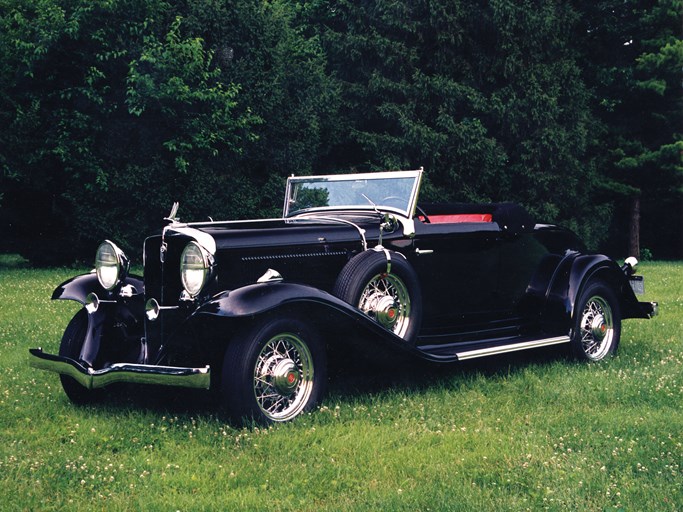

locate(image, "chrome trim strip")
[[455, 336, 571, 361], [29, 348, 211, 390], [289, 215, 369, 251], [185, 217, 287, 228], [242, 250, 347, 262]]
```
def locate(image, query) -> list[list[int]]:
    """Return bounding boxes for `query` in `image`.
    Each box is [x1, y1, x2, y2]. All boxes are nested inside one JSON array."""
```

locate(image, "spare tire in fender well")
[[332, 248, 422, 344]]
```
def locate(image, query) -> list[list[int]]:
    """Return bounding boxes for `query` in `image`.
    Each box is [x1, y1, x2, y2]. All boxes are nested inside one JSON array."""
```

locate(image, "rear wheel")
[[571, 280, 621, 361], [221, 318, 327, 424], [58, 309, 103, 404]]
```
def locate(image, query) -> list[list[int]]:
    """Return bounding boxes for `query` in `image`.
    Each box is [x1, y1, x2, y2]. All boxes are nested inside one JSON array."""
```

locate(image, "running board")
[[416, 335, 571, 363], [456, 336, 570, 361]]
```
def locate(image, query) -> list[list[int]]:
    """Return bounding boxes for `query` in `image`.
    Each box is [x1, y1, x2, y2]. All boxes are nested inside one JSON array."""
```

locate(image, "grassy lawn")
[[1, 256, 681, 511]]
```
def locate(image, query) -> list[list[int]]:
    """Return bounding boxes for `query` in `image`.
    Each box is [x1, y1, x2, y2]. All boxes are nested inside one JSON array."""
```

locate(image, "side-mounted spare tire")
[[333, 248, 422, 343]]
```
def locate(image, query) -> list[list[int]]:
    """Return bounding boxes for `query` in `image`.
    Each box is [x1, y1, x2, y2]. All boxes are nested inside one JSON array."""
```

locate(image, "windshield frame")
[[283, 169, 423, 219]]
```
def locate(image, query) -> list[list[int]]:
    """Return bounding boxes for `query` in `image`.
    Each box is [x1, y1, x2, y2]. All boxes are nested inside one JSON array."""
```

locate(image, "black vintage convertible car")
[[30, 169, 657, 423]]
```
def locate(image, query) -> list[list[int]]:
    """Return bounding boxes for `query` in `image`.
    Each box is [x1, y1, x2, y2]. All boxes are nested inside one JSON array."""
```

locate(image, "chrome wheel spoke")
[[254, 376, 270, 387], [252, 333, 314, 421], [579, 296, 614, 360], [358, 273, 411, 338]]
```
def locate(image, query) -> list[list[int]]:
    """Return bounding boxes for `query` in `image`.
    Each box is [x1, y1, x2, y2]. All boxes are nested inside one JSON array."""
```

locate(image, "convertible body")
[[29, 169, 657, 423]]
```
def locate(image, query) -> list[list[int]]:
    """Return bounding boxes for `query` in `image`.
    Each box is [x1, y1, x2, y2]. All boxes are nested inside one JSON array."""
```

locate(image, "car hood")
[[165, 216, 382, 253]]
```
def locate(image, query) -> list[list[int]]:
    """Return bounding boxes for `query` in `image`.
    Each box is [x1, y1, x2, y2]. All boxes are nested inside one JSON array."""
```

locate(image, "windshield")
[[284, 170, 423, 218]]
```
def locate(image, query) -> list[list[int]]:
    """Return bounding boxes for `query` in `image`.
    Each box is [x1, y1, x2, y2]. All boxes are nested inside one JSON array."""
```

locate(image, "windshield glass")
[[284, 170, 423, 218]]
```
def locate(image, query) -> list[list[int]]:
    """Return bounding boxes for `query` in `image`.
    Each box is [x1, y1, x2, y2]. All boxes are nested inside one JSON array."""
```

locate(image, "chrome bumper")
[[28, 348, 211, 390]]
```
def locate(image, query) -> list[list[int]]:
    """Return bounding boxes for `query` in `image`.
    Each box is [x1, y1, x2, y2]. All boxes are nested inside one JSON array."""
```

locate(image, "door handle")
[[415, 248, 434, 255]]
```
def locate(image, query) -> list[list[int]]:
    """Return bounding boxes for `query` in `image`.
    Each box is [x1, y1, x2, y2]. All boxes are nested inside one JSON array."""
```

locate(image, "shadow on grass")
[[74, 345, 572, 424], [327, 344, 570, 398]]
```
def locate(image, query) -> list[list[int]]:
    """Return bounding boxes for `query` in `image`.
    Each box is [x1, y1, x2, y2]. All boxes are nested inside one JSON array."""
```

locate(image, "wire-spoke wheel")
[[252, 332, 314, 421], [222, 318, 326, 424], [357, 272, 412, 338], [333, 249, 422, 343], [571, 280, 621, 361]]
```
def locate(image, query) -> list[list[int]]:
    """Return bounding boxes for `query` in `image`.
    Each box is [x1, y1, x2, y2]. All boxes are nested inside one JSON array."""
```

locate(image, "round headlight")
[[180, 242, 211, 297], [95, 240, 128, 291]]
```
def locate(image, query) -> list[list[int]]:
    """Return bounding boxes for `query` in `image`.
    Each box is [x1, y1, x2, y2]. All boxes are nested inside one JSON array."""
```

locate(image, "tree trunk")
[[628, 195, 640, 259]]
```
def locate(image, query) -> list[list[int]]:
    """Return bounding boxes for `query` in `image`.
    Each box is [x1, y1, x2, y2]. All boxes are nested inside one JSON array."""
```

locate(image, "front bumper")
[[28, 348, 211, 390]]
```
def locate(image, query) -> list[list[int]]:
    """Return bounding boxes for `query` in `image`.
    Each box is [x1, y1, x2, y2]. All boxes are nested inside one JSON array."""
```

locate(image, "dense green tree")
[[0, 0, 680, 263], [574, 0, 683, 258], [177, 0, 339, 215], [0, 0, 255, 262], [0, 0, 334, 263], [297, 0, 603, 245]]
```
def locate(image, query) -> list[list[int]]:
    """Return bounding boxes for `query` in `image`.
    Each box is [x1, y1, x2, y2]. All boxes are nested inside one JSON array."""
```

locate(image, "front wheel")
[[570, 280, 621, 361], [221, 318, 327, 424]]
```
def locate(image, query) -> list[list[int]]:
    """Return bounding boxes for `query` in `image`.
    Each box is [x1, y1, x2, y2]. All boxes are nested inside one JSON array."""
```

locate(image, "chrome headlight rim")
[[180, 241, 213, 298], [95, 240, 129, 291]]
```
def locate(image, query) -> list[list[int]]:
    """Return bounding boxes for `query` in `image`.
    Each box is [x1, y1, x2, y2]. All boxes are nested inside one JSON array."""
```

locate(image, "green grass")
[[1, 258, 681, 511]]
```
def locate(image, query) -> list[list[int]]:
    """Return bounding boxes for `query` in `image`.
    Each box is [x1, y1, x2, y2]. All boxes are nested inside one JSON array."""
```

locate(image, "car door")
[[494, 229, 555, 332], [409, 221, 507, 338]]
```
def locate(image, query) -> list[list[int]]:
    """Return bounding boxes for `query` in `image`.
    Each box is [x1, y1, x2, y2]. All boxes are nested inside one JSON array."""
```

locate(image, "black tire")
[[221, 318, 327, 424], [333, 249, 422, 343], [58, 309, 103, 404], [570, 280, 621, 361]]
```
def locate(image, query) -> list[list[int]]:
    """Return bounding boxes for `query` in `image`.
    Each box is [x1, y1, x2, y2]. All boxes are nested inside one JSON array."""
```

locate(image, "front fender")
[[52, 273, 146, 367], [196, 282, 358, 318], [52, 273, 144, 304], [192, 282, 419, 360]]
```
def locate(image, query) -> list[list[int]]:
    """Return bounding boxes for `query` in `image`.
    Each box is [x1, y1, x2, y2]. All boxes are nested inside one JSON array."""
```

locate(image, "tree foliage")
[[0, 0, 680, 263], [573, 0, 683, 257], [0, 0, 333, 262], [300, 0, 605, 243]]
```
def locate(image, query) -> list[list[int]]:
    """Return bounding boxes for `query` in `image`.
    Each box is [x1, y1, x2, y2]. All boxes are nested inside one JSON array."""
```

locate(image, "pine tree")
[[574, 0, 683, 258]]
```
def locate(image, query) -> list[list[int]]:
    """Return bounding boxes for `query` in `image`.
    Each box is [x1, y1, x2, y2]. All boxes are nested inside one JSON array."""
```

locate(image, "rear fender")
[[544, 254, 644, 330], [569, 256, 646, 319]]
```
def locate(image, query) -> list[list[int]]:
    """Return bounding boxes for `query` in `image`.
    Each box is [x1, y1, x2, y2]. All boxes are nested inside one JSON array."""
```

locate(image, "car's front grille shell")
[[143, 235, 193, 359]]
